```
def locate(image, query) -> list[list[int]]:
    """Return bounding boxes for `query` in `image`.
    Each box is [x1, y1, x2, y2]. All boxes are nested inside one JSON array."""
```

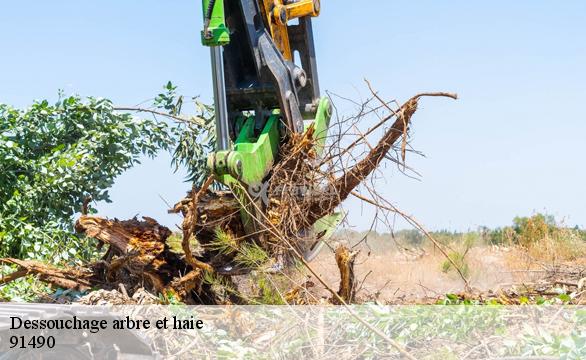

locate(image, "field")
[[304, 215, 586, 305]]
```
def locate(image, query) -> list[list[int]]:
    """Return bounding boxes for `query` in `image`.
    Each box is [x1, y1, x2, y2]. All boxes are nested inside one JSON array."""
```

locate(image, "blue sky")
[[1, 1, 585, 231]]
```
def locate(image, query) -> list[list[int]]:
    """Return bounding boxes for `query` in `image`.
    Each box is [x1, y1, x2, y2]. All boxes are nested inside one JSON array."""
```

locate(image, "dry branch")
[[76, 216, 170, 269], [306, 92, 457, 226], [0, 258, 95, 291], [114, 107, 205, 126]]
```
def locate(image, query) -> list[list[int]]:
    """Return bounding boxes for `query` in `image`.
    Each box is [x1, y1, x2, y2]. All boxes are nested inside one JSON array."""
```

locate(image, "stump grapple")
[[200, 0, 340, 267]]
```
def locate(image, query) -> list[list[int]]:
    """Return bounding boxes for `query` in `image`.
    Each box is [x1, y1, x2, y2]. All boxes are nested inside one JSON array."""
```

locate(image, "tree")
[[0, 94, 174, 263]]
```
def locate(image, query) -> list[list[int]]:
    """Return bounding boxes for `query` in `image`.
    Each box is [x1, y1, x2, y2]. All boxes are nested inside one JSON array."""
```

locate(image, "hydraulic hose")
[[203, 0, 217, 38]]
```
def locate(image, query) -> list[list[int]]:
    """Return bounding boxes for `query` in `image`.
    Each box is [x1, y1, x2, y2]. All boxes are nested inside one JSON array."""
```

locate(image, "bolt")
[[294, 67, 307, 88], [273, 6, 288, 26], [297, 118, 304, 131], [280, 7, 288, 24], [313, 0, 321, 14]]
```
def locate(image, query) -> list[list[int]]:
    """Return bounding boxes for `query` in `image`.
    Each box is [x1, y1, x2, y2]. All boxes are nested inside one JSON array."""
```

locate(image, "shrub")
[[488, 213, 586, 261], [441, 250, 470, 278], [0, 94, 173, 263]]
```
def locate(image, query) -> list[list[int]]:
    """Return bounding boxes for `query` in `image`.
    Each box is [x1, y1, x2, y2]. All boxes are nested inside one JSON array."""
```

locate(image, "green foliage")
[[151, 81, 217, 185], [0, 265, 51, 302], [0, 81, 219, 268], [234, 243, 269, 269], [381, 214, 586, 255], [513, 213, 555, 246], [483, 213, 586, 246], [513, 326, 586, 359], [209, 227, 239, 255], [209, 227, 270, 269], [255, 275, 286, 305], [441, 251, 470, 278], [202, 270, 241, 302], [481, 213, 586, 260], [482, 226, 516, 245], [154, 82, 216, 186], [0, 94, 173, 263], [171, 99, 215, 185], [436, 293, 497, 305], [154, 81, 182, 115], [158, 290, 184, 305], [440, 233, 474, 278]]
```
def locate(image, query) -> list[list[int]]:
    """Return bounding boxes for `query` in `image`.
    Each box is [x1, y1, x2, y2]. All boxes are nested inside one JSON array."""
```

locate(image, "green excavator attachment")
[[201, 0, 341, 264], [208, 97, 338, 261], [304, 211, 345, 261], [208, 112, 280, 233], [307, 97, 333, 157]]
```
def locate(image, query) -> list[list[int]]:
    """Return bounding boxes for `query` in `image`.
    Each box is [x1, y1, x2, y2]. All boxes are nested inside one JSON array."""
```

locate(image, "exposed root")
[[0, 258, 96, 291], [181, 175, 215, 273], [168, 270, 203, 301], [333, 246, 359, 304]]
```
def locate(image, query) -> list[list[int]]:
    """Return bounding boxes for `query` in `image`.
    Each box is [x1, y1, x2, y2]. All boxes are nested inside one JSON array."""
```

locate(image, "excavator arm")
[[202, 0, 323, 133], [200, 0, 340, 270]]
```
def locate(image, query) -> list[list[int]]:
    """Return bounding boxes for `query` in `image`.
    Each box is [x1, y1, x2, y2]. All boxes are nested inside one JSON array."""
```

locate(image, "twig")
[[356, 270, 373, 294], [114, 107, 204, 126], [350, 190, 471, 290], [364, 79, 409, 165]]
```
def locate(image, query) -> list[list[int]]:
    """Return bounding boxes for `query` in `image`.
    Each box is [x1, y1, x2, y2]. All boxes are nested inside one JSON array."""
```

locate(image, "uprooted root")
[[0, 258, 98, 291]]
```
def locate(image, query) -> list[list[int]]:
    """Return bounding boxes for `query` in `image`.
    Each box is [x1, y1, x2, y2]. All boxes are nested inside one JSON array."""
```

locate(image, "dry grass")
[[524, 227, 586, 262], [307, 242, 533, 302], [305, 220, 586, 304], [488, 214, 586, 271]]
